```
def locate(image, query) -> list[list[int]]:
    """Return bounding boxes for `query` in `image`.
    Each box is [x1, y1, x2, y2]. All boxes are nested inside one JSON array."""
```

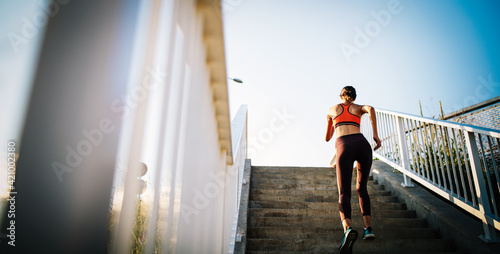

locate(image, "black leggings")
[[335, 133, 373, 221]]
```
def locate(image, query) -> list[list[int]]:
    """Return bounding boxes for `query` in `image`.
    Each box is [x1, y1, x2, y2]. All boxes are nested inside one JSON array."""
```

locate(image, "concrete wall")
[[444, 97, 500, 131], [371, 160, 500, 254], [450, 103, 500, 131]]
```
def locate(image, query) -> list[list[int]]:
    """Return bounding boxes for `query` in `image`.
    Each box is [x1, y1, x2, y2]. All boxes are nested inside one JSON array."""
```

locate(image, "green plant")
[[131, 198, 148, 254], [107, 197, 151, 254]]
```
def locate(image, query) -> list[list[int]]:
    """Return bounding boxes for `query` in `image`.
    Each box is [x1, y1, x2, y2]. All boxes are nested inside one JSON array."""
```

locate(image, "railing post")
[[464, 131, 500, 242], [396, 116, 415, 187]]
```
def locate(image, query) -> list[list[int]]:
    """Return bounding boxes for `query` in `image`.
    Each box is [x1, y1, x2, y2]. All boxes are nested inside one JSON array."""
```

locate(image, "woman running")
[[325, 86, 381, 254]]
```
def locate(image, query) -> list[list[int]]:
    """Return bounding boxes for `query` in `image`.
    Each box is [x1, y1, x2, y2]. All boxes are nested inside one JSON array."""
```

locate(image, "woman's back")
[[329, 103, 364, 138]]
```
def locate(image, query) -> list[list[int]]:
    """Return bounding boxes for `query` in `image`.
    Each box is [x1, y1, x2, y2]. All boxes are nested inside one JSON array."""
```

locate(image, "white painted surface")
[[108, 0, 246, 253]]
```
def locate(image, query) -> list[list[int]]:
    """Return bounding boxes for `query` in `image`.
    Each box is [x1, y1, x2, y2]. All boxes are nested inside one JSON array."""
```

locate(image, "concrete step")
[[247, 227, 439, 239], [249, 201, 405, 210], [248, 217, 427, 228], [251, 167, 372, 177], [251, 178, 335, 185], [251, 183, 385, 190], [252, 174, 337, 180], [246, 238, 455, 252], [250, 189, 391, 196], [248, 252, 466, 254], [252, 167, 334, 175], [245, 166, 460, 254], [249, 194, 398, 203], [251, 178, 377, 186], [249, 208, 416, 218], [249, 200, 401, 209]]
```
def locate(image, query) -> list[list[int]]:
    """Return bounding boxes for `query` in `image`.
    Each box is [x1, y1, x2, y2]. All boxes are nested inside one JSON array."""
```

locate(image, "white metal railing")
[[227, 105, 248, 254], [361, 108, 500, 242]]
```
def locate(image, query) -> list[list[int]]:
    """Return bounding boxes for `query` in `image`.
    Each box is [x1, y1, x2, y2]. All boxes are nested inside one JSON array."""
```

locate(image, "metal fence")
[[361, 109, 500, 242]]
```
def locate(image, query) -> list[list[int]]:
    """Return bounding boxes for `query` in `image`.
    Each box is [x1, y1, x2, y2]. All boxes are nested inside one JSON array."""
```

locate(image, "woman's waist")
[[336, 133, 363, 139], [335, 126, 361, 138], [335, 133, 367, 146]]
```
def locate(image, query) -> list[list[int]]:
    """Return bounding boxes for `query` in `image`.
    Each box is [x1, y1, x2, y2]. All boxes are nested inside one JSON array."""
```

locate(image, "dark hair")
[[340, 86, 356, 102]]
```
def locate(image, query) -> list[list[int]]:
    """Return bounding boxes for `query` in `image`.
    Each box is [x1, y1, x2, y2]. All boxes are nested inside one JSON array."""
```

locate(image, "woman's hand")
[[373, 136, 381, 151]]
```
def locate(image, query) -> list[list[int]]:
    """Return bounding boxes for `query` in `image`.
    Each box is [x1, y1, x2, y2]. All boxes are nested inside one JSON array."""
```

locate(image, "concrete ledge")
[[234, 159, 252, 254], [371, 160, 500, 254], [443, 96, 500, 120]]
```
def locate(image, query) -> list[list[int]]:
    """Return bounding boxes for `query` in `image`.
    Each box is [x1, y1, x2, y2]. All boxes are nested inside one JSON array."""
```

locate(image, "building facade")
[[444, 96, 500, 131]]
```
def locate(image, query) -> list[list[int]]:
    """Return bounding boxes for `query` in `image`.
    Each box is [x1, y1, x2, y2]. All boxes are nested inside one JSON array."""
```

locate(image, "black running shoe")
[[338, 227, 358, 254]]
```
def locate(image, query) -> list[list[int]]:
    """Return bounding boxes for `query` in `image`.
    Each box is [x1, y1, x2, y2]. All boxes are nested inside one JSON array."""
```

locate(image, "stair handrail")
[[361, 108, 500, 242], [227, 105, 249, 253]]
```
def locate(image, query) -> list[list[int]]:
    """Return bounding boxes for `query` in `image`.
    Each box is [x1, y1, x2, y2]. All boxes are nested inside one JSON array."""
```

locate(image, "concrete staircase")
[[245, 166, 464, 254]]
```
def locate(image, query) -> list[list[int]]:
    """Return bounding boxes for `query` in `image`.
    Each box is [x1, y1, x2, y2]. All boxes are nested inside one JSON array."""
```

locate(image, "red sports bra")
[[332, 103, 361, 128]]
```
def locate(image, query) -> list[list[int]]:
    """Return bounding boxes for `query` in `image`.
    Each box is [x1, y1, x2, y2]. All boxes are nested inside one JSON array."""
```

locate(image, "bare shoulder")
[[327, 104, 341, 117], [360, 104, 375, 113], [351, 103, 364, 109], [350, 103, 369, 115]]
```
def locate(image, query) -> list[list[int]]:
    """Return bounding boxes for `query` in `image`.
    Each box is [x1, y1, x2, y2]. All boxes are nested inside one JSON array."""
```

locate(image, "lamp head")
[[232, 78, 243, 83], [228, 77, 243, 84]]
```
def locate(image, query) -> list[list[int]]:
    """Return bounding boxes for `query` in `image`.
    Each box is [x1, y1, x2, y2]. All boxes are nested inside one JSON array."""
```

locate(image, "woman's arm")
[[325, 107, 336, 142], [362, 105, 381, 150], [325, 116, 334, 142]]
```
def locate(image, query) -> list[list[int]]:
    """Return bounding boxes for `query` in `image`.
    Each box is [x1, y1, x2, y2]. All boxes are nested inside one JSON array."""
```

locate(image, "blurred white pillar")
[[3, 1, 142, 254]]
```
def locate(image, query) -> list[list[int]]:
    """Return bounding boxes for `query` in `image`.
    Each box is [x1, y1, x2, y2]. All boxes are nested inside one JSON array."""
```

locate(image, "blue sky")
[[223, 0, 500, 166], [0, 1, 498, 169]]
